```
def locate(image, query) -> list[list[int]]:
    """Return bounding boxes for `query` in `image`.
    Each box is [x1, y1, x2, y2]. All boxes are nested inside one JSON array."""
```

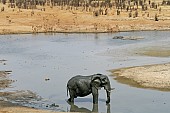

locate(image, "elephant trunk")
[[106, 90, 110, 104], [104, 82, 111, 104]]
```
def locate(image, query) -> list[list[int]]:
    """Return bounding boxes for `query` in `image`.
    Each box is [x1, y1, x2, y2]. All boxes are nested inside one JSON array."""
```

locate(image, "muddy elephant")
[[67, 74, 113, 104]]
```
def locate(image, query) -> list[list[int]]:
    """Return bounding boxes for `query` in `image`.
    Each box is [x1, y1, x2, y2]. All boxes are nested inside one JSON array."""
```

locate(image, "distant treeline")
[[0, 0, 114, 9], [0, 0, 169, 10]]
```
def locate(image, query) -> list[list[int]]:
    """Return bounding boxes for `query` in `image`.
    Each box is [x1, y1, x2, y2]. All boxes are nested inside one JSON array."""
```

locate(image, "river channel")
[[0, 31, 170, 113]]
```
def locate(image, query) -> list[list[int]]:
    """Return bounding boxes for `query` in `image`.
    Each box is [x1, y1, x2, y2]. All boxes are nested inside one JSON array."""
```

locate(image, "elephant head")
[[91, 74, 112, 104]]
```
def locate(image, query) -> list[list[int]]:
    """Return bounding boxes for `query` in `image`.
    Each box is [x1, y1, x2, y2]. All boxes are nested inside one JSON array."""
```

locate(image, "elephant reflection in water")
[[68, 102, 110, 113]]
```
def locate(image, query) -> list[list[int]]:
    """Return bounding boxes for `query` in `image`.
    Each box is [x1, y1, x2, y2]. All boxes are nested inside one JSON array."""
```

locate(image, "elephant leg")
[[92, 87, 98, 104], [68, 89, 75, 103], [107, 104, 110, 113], [92, 104, 98, 112]]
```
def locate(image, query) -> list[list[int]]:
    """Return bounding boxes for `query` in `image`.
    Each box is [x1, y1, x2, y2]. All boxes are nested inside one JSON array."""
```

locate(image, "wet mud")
[[0, 71, 13, 90], [137, 47, 170, 57], [0, 64, 41, 109]]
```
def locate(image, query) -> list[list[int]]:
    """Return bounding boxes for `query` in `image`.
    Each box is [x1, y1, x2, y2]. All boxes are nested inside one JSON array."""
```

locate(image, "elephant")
[[67, 73, 113, 104]]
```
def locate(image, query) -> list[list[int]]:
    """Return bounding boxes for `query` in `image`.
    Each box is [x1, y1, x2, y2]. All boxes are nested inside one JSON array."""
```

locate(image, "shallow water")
[[0, 31, 170, 112]]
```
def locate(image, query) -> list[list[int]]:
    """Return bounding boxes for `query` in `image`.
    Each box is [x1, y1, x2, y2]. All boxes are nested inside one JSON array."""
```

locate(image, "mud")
[[136, 46, 170, 57], [0, 70, 62, 113], [0, 71, 12, 89], [0, 71, 14, 108], [0, 64, 41, 111], [113, 36, 144, 40]]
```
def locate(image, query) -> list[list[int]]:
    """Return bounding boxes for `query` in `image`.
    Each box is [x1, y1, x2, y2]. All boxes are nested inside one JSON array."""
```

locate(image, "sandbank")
[[111, 63, 170, 91]]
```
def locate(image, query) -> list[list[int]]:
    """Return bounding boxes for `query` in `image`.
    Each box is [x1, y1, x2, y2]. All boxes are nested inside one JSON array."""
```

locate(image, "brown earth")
[[0, 3, 170, 34]]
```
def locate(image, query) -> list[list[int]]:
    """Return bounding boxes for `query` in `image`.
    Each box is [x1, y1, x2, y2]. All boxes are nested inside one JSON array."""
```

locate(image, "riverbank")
[[111, 63, 170, 91], [0, 71, 69, 113], [0, 105, 62, 113], [0, 61, 66, 113], [0, 4, 170, 34]]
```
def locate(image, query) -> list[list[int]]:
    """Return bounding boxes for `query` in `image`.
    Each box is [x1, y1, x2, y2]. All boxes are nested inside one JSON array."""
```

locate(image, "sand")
[[0, 107, 66, 113], [111, 63, 170, 91]]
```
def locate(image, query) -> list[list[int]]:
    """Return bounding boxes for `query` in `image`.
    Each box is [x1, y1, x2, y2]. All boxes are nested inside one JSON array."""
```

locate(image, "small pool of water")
[[0, 31, 170, 113]]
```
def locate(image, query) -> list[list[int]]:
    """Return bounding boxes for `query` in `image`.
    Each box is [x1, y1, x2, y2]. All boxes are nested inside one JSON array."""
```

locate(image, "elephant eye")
[[102, 78, 107, 83]]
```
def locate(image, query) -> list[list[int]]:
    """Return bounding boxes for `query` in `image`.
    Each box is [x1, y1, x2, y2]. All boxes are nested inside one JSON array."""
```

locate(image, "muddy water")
[[0, 31, 170, 112]]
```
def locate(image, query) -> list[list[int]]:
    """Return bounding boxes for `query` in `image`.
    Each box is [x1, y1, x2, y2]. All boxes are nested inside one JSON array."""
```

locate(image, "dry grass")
[[0, 3, 169, 34]]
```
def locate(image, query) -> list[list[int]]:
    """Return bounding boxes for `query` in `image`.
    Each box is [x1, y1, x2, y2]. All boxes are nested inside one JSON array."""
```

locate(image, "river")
[[0, 31, 170, 112]]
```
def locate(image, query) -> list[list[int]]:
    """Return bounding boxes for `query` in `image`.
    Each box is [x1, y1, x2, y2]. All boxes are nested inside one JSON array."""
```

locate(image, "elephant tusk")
[[106, 88, 115, 93], [111, 88, 115, 90], [107, 88, 115, 92]]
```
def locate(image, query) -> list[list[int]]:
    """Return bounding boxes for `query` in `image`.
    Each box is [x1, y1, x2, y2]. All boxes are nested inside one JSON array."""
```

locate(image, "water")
[[0, 31, 170, 112]]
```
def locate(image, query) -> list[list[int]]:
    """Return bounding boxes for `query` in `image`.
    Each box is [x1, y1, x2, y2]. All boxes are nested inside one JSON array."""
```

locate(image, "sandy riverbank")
[[0, 3, 170, 34], [1, 106, 70, 113], [111, 63, 170, 91]]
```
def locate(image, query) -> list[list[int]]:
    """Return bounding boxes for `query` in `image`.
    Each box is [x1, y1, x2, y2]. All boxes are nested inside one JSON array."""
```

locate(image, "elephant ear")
[[91, 74, 102, 90]]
